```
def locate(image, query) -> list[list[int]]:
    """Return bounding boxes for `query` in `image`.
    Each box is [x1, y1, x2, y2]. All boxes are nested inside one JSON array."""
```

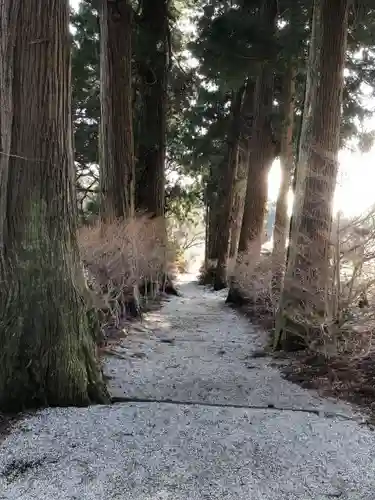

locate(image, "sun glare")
[[268, 160, 294, 214], [268, 145, 375, 219], [70, 0, 79, 10]]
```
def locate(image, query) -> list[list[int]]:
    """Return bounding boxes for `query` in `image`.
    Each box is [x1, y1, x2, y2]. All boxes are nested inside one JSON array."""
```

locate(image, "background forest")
[[1, 0, 375, 411]]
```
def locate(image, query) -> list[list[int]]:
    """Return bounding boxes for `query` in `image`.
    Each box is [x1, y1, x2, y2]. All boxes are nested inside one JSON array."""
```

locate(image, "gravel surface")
[[1, 275, 375, 499]]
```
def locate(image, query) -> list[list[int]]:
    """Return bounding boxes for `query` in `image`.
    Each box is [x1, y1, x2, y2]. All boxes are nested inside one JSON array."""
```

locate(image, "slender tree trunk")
[[229, 81, 254, 260], [214, 86, 245, 290], [206, 169, 220, 261], [237, 93, 276, 257], [229, 150, 248, 259], [275, 0, 349, 351], [202, 179, 220, 283], [237, 0, 278, 259], [99, 0, 135, 220], [207, 205, 220, 260], [0, 0, 109, 411], [136, 0, 169, 217], [271, 65, 296, 291]]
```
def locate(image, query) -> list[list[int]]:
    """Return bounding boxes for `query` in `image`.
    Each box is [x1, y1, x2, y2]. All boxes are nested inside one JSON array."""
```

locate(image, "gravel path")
[[1, 275, 375, 499]]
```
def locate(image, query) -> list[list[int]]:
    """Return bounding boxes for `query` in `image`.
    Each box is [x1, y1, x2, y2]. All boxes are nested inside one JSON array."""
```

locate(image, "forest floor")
[[282, 350, 375, 414], [1, 274, 375, 499]]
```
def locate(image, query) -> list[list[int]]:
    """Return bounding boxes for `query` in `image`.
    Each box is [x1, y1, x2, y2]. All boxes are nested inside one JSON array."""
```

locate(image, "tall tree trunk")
[[226, 1, 277, 306], [136, 0, 169, 217], [229, 81, 255, 260], [205, 168, 221, 261], [271, 65, 296, 291], [229, 150, 248, 259], [237, 93, 276, 257], [285, 0, 321, 266], [274, 0, 349, 351], [0, 0, 109, 411], [214, 86, 245, 290], [237, 0, 278, 259], [99, 0, 135, 220]]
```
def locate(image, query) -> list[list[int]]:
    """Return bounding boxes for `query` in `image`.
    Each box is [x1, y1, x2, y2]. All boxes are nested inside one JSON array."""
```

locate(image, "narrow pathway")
[[1, 275, 375, 500]]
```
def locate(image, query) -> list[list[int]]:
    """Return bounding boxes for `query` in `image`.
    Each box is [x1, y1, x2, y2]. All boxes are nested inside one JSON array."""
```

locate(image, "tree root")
[[110, 395, 364, 424]]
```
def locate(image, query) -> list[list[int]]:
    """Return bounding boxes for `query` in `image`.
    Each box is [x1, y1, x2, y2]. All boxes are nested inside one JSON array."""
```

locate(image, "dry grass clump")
[[279, 208, 375, 412], [228, 241, 280, 327], [307, 208, 375, 359], [78, 215, 174, 332], [227, 208, 375, 359]]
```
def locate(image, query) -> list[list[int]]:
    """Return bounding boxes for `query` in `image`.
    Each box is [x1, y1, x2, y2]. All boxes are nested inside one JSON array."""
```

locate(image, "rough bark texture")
[[229, 149, 248, 259], [228, 81, 255, 261], [136, 0, 169, 217], [237, 0, 278, 259], [285, 0, 321, 266], [214, 87, 245, 290], [271, 65, 296, 291], [275, 0, 349, 351], [0, 0, 109, 411], [100, 0, 135, 220], [237, 88, 276, 257], [200, 168, 221, 285]]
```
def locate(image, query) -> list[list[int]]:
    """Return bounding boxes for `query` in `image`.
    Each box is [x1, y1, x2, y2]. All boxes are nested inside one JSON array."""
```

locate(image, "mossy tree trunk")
[[214, 86, 245, 290], [0, 0, 109, 412], [274, 0, 349, 351], [136, 0, 169, 217], [99, 0, 135, 221], [271, 65, 296, 292]]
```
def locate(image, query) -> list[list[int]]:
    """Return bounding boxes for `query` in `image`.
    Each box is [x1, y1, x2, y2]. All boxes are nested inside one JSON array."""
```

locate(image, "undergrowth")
[[78, 215, 177, 340], [223, 209, 375, 411]]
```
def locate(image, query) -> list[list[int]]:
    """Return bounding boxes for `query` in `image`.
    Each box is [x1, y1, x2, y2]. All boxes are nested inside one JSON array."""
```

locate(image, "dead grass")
[[226, 241, 279, 330], [78, 215, 176, 337], [282, 351, 375, 413], [279, 209, 375, 411], [225, 210, 375, 410]]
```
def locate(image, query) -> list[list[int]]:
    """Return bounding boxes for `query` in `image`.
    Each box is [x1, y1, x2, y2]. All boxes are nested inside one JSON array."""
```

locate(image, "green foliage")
[[165, 181, 203, 223], [71, 0, 375, 226], [71, 1, 100, 167], [71, 0, 202, 221], [178, 0, 375, 195]]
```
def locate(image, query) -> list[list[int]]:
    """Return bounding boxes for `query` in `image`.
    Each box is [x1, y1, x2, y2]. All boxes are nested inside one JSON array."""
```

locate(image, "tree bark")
[[285, 0, 321, 267], [275, 0, 349, 351], [136, 0, 169, 217], [271, 65, 296, 291], [214, 86, 245, 290], [0, 0, 109, 411], [229, 149, 248, 259], [237, 0, 278, 259], [229, 81, 254, 260], [206, 168, 221, 262], [237, 88, 276, 257], [99, 0, 135, 221]]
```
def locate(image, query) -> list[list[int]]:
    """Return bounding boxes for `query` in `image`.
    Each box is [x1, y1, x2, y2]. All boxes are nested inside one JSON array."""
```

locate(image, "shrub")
[[78, 215, 174, 332]]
